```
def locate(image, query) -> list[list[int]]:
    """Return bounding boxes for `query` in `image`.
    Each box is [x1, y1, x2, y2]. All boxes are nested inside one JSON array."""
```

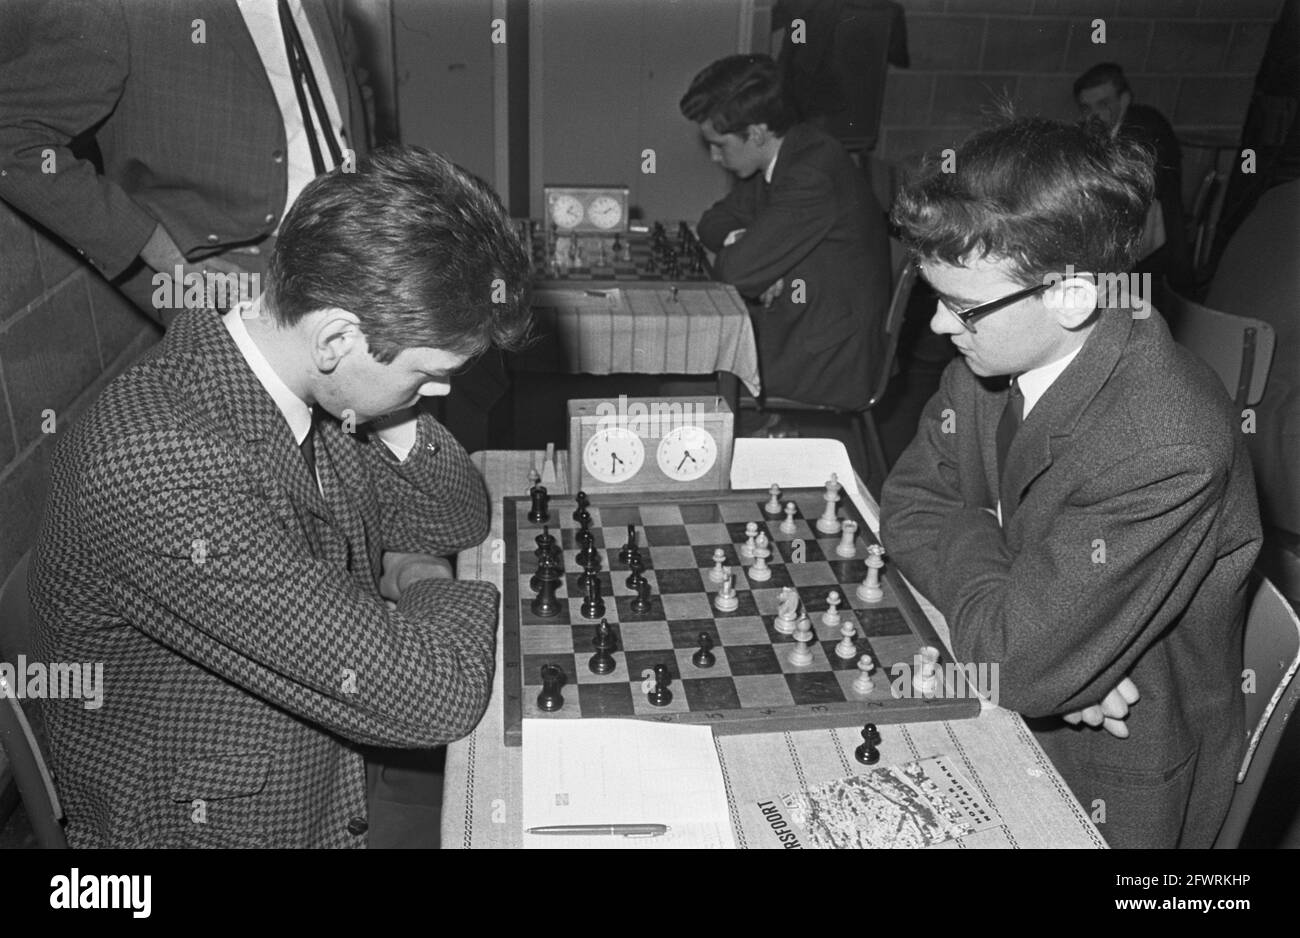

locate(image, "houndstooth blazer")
[[31, 310, 499, 848]]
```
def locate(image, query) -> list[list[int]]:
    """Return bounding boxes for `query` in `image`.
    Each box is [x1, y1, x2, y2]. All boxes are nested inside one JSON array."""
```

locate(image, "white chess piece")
[[836, 519, 858, 558], [857, 544, 885, 603], [835, 617, 858, 659], [741, 522, 759, 558], [709, 547, 727, 583], [766, 484, 783, 516], [852, 654, 876, 694], [775, 586, 799, 634], [749, 533, 773, 582], [714, 571, 740, 612], [822, 590, 842, 627], [789, 615, 814, 666], [816, 474, 842, 534], [780, 501, 798, 535], [913, 646, 941, 696]]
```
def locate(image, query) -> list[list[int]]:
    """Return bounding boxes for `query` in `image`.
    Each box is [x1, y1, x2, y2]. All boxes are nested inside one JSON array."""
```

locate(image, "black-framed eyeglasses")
[[930, 269, 1052, 334]]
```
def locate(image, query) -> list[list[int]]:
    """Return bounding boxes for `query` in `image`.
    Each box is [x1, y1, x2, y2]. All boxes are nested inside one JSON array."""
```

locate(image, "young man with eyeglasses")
[[880, 117, 1261, 849]]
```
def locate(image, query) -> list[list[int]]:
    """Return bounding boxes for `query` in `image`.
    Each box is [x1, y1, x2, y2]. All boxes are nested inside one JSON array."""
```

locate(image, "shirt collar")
[[1017, 345, 1084, 418], [223, 298, 314, 445], [763, 137, 784, 184]]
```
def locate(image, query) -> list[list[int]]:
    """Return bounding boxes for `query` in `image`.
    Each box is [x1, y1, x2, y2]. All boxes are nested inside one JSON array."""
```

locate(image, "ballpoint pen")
[[526, 824, 669, 837]]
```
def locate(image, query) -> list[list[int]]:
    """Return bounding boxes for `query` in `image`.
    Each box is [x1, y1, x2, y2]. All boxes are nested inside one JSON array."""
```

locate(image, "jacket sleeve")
[[86, 423, 498, 748], [697, 177, 759, 253], [710, 160, 838, 298], [0, 0, 157, 278]]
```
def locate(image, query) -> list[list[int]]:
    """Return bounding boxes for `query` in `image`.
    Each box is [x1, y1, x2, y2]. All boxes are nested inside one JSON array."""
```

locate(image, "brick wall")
[[0, 201, 159, 598], [877, 0, 1284, 201]]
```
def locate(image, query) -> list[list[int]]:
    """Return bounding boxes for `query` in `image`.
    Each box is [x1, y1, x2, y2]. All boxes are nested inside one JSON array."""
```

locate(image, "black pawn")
[[527, 485, 549, 524], [580, 575, 605, 620], [618, 524, 639, 563], [692, 633, 716, 669], [589, 619, 617, 675], [647, 663, 673, 707], [625, 555, 646, 591], [572, 491, 589, 522], [537, 664, 565, 712], [854, 723, 881, 765], [531, 573, 561, 618], [630, 578, 653, 615]]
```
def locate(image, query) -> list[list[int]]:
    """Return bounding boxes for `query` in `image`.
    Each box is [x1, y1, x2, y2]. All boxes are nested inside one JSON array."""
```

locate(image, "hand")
[[379, 552, 454, 602], [140, 223, 252, 311], [759, 278, 784, 309], [1064, 677, 1140, 738]]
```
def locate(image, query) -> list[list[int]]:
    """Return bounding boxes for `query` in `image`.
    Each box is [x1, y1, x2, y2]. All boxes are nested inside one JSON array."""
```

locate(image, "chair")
[[1164, 282, 1276, 410], [1214, 573, 1300, 848], [742, 241, 918, 492], [0, 554, 68, 848]]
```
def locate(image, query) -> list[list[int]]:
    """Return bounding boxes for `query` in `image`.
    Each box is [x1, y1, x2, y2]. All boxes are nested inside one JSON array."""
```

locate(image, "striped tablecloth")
[[443, 450, 1106, 849]]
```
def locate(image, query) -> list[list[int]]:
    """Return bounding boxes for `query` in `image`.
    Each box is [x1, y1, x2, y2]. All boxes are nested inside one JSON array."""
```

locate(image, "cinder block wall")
[[0, 200, 160, 597], [878, 0, 1282, 200]]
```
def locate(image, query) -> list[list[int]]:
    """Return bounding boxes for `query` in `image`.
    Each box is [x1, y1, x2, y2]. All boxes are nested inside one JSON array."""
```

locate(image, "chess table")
[[442, 448, 1107, 849]]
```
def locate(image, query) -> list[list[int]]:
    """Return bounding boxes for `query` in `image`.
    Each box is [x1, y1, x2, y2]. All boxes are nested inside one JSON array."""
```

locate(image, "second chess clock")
[[568, 396, 734, 494]]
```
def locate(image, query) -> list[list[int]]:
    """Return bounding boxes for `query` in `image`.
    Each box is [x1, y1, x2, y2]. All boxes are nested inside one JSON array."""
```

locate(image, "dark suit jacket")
[[881, 306, 1262, 848], [31, 311, 499, 848], [1122, 103, 1190, 290], [0, 0, 369, 280], [697, 123, 890, 410]]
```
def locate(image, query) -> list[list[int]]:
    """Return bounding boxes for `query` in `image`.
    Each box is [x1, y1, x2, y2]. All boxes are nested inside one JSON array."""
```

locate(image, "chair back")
[[0, 554, 68, 848], [1165, 283, 1276, 409], [866, 243, 918, 410], [1214, 574, 1300, 848]]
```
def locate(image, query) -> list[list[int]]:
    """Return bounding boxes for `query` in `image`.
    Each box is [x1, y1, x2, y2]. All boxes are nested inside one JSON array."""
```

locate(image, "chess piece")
[[692, 633, 716, 669], [789, 615, 814, 666], [741, 522, 759, 558], [534, 526, 558, 561], [580, 575, 605, 620], [852, 654, 876, 694], [816, 474, 842, 534], [531, 572, 561, 618], [530, 552, 562, 593], [713, 572, 740, 612], [775, 586, 799, 634], [835, 618, 859, 661], [709, 548, 728, 583], [618, 524, 639, 563], [823, 590, 842, 627], [528, 485, 549, 524], [913, 646, 941, 697], [780, 501, 799, 535], [572, 491, 590, 522], [647, 664, 673, 707], [537, 664, 565, 712], [765, 484, 783, 516], [575, 529, 597, 568], [625, 555, 646, 591], [854, 723, 881, 765], [857, 544, 885, 603], [526, 467, 541, 493], [630, 578, 653, 615], [589, 619, 617, 675], [748, 533, 773, 582], [835, 519, 858, 558]]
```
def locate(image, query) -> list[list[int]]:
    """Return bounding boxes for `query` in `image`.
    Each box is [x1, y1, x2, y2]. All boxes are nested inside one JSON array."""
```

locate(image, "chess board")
[[523, 222, 714, 286], [501, 489, 981, 746]]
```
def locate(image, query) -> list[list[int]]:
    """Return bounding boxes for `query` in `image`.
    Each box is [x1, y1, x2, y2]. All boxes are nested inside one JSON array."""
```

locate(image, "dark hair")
[[679, 54, 797, 136], [268, 146, 531, 362], [1073, 62, 1130, 100], [891, 116, 1155, 286]]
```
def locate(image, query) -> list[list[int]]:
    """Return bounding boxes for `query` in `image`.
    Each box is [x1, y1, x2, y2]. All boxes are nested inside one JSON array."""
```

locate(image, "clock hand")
[[612, 453, 624, 470], [676, 451, 697, 471]]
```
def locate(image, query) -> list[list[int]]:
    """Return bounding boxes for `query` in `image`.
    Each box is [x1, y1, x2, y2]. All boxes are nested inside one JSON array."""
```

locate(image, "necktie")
[[996, 376, 1023, 480], [277, 0, 342, 175], [300, 410, 318, 483]]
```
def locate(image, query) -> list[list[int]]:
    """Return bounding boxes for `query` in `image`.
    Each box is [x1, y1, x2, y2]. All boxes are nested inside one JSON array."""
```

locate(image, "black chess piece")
[[572, 491, 589, 522], [692, 633, 716, 669], [625, 555, 646, 591], [527, 485, 549, 524], [575, 529, 597, 568], [629, 578, 652, 615], [580, 575, 606, 620], [647, 663, 673, 707], [530, 552, 562, 593], [854, 723, 881, 765], [531, 572, 561, 618], [618, 524, 638, 564], [578, 553, 601, 593], [589, 618, 617, 675], [537, 664, 565, 712], [534, 525, 557, 561]]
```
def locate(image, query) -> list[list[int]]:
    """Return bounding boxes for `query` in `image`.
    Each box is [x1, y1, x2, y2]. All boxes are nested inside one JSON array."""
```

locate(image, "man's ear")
[[309, 310, 362, 374], [747, 123, 771, 145], [1044, 276, 1099, 329], [1118, 89, 1132, 112]]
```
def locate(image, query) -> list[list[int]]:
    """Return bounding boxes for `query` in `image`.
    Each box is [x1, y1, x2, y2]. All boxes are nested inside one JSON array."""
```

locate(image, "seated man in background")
[[31, 147, 531, 848], [680, 54, 890, 432], [881, 116, 1261, 848], [1074, 62, 1191, 294]]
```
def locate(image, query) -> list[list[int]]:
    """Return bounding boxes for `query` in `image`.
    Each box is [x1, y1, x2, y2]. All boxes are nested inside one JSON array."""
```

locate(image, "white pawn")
[[780, 501, 798, 535], [748, 533, 773, 582], [766, 484, 783, 516], [835, 519, 858, 558], [714, 571, 740, 612], [857, 544, 885, 603], [526, 467, 541, 493], [741, 522, 759, 558], [835, 618, 859, 659], [852, 654, 876, 695], [816, 474, 842, 534], [774, 586, 799, 634], [913, 646, 940, 696], [822, 590, 842, 627], [709, 547, 728, 583], [789, 615, 814, 666]]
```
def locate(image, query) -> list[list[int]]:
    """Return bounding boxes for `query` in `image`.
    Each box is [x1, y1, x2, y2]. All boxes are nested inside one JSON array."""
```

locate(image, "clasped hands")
[[379, 551, 455, 603]]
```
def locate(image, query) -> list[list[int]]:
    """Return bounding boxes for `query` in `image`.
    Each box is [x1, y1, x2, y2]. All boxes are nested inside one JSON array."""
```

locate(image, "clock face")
[[656, 425, 718, 482], [549, 194, 585, 230], [587, 195, 624, 230], [583, 427, 646, 484]]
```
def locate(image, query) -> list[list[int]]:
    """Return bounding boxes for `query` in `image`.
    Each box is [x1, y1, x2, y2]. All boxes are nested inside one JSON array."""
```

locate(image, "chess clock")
[[568, 396, 734, 495], [544, 186, 630, 234]]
